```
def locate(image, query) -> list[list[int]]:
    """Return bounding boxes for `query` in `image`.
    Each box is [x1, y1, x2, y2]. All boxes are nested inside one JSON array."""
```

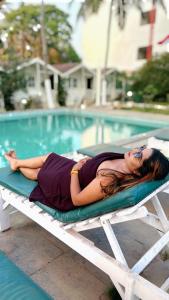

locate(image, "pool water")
[[0, 112, 160, 167]]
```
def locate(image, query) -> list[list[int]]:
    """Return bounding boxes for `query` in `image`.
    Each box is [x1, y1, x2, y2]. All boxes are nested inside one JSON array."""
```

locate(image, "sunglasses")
[[133, 145, 147, 159]]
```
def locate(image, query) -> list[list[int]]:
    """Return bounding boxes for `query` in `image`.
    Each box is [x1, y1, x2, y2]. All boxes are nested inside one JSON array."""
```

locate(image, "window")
[[67, 78, 71, 88], [27, 76, 34, 87], [73, 78, 77, 88], [86, 77, 93, 89], [137, 46, 152, 60], [67, 78, 78, 88], [141, 12, 149, 25], [140, 10, 156, 25], [137, 47, 147, 59]]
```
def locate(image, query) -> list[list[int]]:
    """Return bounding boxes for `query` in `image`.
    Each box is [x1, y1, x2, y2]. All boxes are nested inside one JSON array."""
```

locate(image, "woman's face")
[[124, 146, 153, 174]]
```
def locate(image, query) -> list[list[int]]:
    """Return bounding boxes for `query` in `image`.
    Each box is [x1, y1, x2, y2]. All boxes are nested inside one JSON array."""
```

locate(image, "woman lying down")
[[4, 146, 169, 212]]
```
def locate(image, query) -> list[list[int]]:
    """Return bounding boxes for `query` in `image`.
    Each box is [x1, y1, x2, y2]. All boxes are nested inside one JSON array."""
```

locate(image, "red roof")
[[54, 63, 80, 73]]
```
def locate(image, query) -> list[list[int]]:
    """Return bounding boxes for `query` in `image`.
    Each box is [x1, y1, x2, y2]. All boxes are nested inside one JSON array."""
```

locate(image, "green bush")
[[0, 64, 27, 111], [131, 53, 169, 102], [57, 76, 67, 106]]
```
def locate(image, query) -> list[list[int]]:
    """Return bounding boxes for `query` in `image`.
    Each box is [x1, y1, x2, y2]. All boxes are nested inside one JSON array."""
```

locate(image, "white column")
[[45, 78, 55, 109], [96, 67, 101, 106], [36, 63, 41, 92], [112, 73, 116, 99], [101, 79, 107, 105], [54, 74, 58, 104], [81, 67, 86, 105]]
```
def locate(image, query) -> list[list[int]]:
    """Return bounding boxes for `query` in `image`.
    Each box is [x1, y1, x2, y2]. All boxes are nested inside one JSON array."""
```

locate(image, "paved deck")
[[83, 106, 169, 122]]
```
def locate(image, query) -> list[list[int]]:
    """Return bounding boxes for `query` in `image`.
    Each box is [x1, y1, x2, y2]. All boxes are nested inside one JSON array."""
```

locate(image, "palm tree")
[[40, 0, 54, 109], [77, 0, 129, 105], [78, 0, 127, 72], [0, 0, 5, 7]]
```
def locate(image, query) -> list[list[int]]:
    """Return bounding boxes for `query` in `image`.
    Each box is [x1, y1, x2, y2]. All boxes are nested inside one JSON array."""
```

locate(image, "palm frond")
[[116, 0, 127, 29], [153, 0, 167, 12], [77, 0, 103, 19]]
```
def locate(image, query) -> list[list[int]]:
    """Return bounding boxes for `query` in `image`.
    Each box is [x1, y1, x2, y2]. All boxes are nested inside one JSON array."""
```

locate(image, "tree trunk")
[[102, 0, 113, 105], [104, 0, 113, 71], [40, 0, 54, 109]]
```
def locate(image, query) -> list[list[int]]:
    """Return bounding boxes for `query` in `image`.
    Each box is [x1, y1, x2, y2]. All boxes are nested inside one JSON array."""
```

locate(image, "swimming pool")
[[0, 109, 167, 167]]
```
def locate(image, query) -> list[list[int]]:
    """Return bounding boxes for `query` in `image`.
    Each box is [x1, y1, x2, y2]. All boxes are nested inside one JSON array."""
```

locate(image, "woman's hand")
[[73, 157, 91, 171]]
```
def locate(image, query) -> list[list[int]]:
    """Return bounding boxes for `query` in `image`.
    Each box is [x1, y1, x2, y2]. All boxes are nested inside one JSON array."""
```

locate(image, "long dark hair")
[[97, 149, 169, 197]]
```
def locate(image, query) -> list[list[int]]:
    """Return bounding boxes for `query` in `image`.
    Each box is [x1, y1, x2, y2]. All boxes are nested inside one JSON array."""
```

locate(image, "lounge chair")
[[0, 150, 169, 299], [0, 250, 53, 300], [77, 144, 130, 157], [154, 128, 169, 141]]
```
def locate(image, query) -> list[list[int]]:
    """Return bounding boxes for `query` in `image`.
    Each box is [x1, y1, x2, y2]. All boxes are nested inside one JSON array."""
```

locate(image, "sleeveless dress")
[[29, 152, 124, 211]]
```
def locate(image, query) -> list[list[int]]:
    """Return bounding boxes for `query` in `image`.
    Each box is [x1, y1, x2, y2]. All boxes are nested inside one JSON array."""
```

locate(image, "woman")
[[4, 146, 169, 211]]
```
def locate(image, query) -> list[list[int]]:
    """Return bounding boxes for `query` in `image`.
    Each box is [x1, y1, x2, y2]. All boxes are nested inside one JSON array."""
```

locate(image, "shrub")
[[57, 76, 67, 106], [131, 53, 169, 102]]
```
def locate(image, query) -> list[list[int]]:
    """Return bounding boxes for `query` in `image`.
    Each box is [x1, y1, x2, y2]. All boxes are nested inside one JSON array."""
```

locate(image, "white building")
[[13, 57, 60, 108], [55, 63, 95, 106], [82, 1, 169, 72], [10, 58, 96, 108]]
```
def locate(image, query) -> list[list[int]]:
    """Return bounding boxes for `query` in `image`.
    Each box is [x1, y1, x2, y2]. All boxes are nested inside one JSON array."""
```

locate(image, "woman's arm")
[[70, 158, 105, 206], [71, 175, 105, 206]]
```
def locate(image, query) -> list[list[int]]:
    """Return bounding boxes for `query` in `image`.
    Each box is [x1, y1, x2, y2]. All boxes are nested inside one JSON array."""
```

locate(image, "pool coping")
[[0, 107, 168, 129]]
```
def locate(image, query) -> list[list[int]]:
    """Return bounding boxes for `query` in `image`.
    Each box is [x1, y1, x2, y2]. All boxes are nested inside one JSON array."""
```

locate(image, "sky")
[[4, 0, 83, 57]]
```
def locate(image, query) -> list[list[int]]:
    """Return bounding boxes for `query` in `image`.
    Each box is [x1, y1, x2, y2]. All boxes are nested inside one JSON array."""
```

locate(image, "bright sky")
[[4, 0, 83, 57]]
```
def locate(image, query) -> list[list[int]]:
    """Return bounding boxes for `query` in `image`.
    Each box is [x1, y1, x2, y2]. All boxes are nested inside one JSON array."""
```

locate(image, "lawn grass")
[[123, 107, 169, 115]]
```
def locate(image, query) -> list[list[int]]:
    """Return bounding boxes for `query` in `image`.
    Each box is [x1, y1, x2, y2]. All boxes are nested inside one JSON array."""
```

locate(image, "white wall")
[[82, 2, 169, 71], [65, 68, 95, 106], [12, 64, 58, 107]]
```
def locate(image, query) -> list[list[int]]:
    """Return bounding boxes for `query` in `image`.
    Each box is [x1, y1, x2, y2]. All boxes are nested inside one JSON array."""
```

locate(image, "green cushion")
[[0, 166, 168, 223], [77, 143, 130, 156], [0, 251, 53, 300], [155, 128, 169, 141]]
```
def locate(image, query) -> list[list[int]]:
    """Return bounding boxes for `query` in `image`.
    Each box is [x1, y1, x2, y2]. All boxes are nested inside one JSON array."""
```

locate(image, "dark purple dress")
[[29, 152, 124, 211]]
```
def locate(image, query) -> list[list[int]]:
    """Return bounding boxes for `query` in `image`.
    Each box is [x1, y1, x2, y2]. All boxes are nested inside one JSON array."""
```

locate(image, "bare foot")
[[6, 150, 17, 159], [4, 153, 18, 171]]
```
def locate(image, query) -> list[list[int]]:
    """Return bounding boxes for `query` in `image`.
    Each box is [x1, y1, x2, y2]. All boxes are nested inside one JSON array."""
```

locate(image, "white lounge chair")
[[0, 151, 169, 300]]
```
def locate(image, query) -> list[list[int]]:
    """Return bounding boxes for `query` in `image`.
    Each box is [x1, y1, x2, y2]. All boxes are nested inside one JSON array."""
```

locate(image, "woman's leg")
[[19, 167, 40, 180], [4, 151, 41, 180], [4, 152, 51, 171]]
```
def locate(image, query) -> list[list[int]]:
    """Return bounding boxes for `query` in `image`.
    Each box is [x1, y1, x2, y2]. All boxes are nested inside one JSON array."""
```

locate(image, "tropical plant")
[[0, 4, 81, 64], [57, 76, 67, 106], [0, 0, 5, 7], [131, 53, 169, 102], [0, 62, 27, 110]]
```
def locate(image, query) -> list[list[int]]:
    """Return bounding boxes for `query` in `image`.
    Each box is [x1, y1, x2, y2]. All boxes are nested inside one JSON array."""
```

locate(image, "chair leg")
[[161, 277, 169, 292], [152, 195, 169, 253], [0, 192, 10, 232], [101, 219, 128, 266], [152, 195, 169, 232], [132, 230, 169, 274]]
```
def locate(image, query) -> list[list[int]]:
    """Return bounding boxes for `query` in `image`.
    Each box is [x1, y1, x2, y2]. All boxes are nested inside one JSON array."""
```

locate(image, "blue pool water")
[[0, 110, 166, 167]]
